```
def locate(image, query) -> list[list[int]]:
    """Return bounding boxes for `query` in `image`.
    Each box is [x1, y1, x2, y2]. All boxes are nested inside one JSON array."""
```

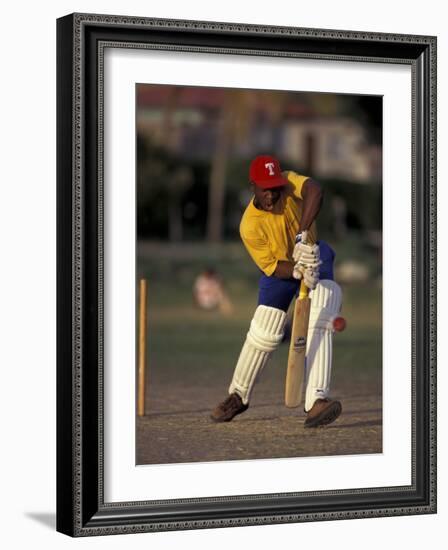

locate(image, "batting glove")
[[292, 236, 321, 270], [292, 264, 320, 289]]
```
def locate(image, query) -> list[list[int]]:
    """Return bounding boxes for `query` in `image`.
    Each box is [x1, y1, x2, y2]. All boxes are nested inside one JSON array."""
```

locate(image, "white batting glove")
[[292, 240, 321, 270], [292, 263, 303, 281], [293, 264, 320, 289], [303, 267, 320, 289]]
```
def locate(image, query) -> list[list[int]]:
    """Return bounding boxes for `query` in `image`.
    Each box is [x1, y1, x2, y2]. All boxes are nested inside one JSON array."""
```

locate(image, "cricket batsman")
[[211, 155, 343, 427]]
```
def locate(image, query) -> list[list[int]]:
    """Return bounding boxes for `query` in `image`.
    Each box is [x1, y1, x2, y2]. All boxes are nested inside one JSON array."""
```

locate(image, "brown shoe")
[[211, 393, 249, 422], [304, 398, 342, 428]]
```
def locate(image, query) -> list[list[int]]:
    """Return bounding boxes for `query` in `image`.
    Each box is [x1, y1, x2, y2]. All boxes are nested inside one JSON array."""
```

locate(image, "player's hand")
[[303, 267, 319, 289], [292, 240, 321, 270], [293, 264, 319, 289]]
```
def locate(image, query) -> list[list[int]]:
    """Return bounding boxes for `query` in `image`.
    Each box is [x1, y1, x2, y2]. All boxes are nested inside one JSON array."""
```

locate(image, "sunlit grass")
[[138, 241, 382, 390]]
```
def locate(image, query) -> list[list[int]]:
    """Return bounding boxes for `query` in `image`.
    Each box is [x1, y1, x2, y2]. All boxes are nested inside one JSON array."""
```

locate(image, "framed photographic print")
[[56, 13, 437, 536]]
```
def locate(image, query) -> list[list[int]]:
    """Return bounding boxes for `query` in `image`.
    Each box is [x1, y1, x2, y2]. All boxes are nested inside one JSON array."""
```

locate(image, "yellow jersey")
[[239, 171, 317, 276]]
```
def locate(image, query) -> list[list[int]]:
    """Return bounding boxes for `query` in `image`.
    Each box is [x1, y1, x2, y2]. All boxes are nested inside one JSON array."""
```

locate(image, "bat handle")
[[298, 279, 309, 299], [297, 229, 311, 299]]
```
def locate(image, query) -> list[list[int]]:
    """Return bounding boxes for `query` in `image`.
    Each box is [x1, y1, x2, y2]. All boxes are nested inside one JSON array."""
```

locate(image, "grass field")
[[136, 241, 382, 465]]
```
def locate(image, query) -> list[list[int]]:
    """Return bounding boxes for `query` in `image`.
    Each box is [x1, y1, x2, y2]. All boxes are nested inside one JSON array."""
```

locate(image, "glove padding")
[[292, 241, 321, 270], [292, 264, 320, 289]]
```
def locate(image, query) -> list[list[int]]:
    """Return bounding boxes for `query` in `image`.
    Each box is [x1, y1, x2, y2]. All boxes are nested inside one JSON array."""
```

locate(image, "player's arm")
[[273, 261, 294, 279], [274, 177, 323, 279], [289, 177, 323, 287], [299, 178, 323, 232]]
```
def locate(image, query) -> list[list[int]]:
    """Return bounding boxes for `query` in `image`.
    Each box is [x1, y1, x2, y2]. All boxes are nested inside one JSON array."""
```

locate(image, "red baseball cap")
[[249, 155, 288, 189]]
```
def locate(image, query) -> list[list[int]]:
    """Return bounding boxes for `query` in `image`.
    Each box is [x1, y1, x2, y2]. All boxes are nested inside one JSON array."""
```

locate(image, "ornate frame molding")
[[57, 13, 437, 537]]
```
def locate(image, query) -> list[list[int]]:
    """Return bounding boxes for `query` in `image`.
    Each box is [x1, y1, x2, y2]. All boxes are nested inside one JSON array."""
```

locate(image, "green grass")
[[138, 241, 382, 390]]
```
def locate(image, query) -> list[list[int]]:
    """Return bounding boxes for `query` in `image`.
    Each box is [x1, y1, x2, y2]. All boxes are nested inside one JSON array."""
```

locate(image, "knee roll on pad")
[[305, 280, 342, 412], [246, 306, 286, 352], [229, 305, 286, 404], [308, 279, 343, 331]]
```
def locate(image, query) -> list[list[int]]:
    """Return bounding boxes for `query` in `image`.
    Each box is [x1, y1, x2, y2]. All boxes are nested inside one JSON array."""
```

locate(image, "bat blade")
[[285, 293, 311, 408]]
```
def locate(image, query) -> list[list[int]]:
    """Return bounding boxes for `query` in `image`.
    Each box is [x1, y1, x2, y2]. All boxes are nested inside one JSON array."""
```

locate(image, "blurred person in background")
[[193, 267, 233, 315]]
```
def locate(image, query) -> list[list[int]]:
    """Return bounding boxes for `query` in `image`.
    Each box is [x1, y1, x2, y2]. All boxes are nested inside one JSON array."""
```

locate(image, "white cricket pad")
[[305, 280, 342, 412], [229, 305, 286, 404]]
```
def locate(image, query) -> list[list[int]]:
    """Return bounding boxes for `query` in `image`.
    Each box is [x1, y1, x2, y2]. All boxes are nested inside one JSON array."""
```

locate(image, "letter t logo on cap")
[[265, 162, 275, 176]]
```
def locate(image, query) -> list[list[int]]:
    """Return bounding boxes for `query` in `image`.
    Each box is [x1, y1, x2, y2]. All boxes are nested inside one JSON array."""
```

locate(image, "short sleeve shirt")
[[239, 171, 317, 276]]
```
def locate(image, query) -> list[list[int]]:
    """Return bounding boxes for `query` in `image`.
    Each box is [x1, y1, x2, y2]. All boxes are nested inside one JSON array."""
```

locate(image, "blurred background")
[[136, 84, 383, 464]]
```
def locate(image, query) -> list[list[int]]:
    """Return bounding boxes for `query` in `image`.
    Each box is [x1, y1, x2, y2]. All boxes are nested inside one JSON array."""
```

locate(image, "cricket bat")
[[285, 232, 314, 408]]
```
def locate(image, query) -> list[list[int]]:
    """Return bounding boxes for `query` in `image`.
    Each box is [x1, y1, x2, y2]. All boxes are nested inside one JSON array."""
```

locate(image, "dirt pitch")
[[135, 250, 382, 465], [136, 359, 382, 465]]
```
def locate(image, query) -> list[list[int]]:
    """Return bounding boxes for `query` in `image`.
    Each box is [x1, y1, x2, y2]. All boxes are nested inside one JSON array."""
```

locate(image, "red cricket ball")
[[333, 316, 347, 332]]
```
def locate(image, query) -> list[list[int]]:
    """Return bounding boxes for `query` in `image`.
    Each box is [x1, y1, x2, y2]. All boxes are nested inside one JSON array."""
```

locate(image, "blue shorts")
[[258, 240, 335, 312]]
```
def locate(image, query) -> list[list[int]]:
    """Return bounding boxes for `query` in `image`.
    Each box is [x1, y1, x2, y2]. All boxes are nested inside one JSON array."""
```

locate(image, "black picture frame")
[[57, 13, 437, 537]]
